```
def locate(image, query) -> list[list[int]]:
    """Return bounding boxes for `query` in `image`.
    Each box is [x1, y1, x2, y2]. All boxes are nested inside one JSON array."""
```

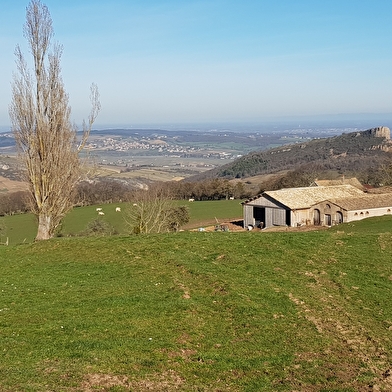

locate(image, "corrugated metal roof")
[[263, 185, 365, 209], [328, 193, 392, 210]]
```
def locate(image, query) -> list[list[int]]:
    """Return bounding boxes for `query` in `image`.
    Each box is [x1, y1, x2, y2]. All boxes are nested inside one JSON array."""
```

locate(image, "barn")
[[242, 185, 392, 229]]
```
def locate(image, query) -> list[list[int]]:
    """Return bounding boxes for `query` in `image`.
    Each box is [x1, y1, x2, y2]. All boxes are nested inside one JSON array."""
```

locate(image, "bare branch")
[[78, 83, 101, 151]]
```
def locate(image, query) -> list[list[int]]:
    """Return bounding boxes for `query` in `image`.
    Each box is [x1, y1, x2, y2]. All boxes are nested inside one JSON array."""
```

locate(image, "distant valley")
[[1, 123, 391, 192]]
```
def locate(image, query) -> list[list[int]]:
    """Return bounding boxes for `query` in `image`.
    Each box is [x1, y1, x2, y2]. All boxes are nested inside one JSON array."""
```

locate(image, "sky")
[[1, 0, 392, 129]]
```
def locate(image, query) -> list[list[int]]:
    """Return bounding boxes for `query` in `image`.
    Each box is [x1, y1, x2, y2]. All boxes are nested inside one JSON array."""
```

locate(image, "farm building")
[[243, 185, 392, 229], [313, 194, 392, 225]]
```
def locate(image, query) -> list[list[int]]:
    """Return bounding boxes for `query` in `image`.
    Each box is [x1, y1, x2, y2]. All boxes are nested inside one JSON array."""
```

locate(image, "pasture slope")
[[0, 200, 244, 245], [0, 216, 392, 391]]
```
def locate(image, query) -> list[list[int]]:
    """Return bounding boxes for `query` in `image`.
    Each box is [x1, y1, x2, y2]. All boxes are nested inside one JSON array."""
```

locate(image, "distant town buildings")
[[85, 135, 237, 162]]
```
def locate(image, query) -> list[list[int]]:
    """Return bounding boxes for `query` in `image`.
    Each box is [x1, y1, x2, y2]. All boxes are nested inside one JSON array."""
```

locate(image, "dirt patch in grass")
[[189, 219, 330, 233], [81, 370, 185, 391], [189, 220, 246, 232], [176, 281, 191, 299], [81, 373, 129, 391]]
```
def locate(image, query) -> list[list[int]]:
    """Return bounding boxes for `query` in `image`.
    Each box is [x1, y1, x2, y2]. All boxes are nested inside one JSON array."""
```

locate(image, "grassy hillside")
[[0, 200, 243, 244], [0, 216, 392, 391]]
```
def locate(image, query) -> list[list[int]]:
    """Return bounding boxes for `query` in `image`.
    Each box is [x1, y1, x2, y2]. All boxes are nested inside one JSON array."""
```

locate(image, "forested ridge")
[[189, 128, 392, 184]]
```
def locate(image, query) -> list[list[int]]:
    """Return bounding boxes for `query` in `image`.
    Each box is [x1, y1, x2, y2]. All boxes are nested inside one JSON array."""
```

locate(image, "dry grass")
[[0, 175, 27, 192]]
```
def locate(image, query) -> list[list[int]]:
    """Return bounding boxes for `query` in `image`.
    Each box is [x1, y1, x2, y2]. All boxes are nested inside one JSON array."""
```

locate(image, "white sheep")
[[98, 211, 105, 216], [115, 207, 121, 212], [96, 207, 102, 211]]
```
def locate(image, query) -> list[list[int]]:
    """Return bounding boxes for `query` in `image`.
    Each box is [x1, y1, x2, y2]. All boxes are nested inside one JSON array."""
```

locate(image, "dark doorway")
[[314, 209, 321, 225], [285, 209, 291, 226], [254, 207, 265, 228], [336, 211, 343, 224], [325, 214, 331, 226]]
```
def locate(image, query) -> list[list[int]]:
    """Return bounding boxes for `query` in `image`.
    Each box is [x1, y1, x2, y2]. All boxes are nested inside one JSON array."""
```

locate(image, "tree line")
[[75, 177, 251, 205]]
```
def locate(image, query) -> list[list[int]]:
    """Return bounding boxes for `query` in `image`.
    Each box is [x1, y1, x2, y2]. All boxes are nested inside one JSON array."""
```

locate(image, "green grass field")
[[0, 199, 243, 245], [0, 216, 391, 390]]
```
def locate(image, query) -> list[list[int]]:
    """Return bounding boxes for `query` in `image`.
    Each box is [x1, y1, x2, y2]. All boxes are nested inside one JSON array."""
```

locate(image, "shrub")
[[81, 217, 116, 237]]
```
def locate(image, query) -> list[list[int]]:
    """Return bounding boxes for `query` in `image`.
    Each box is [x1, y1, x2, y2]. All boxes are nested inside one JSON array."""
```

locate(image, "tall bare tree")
[[9, 0, 100, 240]]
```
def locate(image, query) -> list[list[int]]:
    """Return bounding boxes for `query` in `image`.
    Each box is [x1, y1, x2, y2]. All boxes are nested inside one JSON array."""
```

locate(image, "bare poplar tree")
[[9, 0, 100, 240]]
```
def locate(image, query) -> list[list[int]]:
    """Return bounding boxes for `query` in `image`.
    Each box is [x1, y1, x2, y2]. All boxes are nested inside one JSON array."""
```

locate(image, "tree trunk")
[[36, 214, 52, 241]]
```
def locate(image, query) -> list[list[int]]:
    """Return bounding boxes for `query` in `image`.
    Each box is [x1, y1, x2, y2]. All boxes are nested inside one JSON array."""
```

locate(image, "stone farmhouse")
[[243, 184, 392, 229]]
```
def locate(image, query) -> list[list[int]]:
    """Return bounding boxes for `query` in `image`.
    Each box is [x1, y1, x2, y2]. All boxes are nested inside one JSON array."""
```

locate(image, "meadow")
[[0, 215, 391, 391], [0, 199, 243, 245]]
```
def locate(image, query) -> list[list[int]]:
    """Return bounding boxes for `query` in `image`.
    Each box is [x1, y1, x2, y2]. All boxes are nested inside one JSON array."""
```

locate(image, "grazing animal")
[[98, 211, 105, 216], [133, 203, 138, 206], [96, 207, 102, 211], [188, 198, 195, 202], [115, 207, 121, 212], [229, 196, 234, 200]]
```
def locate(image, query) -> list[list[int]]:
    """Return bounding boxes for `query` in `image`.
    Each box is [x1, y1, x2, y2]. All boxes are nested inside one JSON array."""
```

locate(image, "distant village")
[[84, 135, 238, 161]]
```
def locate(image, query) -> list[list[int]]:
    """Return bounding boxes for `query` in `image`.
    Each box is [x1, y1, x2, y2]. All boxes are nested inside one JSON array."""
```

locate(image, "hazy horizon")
[[1, 1, 392, 127], [2, 112, 392, 135]]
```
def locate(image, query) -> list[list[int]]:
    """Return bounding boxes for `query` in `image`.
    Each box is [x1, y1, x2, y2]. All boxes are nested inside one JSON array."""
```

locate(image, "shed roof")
[[328, 193, 392, 211], [313, 177, 364, 190], [367, 186, 392, 194], [262, 185, 364, 209]]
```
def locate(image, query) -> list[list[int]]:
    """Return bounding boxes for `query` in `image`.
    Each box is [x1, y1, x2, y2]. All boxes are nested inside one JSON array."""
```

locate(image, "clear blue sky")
[[1, 0, 392, 128]]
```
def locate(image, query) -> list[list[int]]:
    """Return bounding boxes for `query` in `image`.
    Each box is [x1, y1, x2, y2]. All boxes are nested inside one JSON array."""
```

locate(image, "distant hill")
[[0, 156, 24, 182], [0, 134, 15, 149], [188, 126, 392, 184]]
